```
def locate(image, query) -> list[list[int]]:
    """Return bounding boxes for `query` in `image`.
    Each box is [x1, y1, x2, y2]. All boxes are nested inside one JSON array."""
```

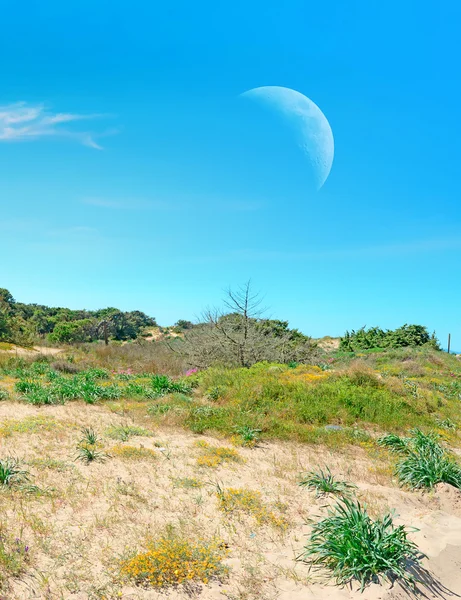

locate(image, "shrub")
[[378, 429, 461, 489], [299, 467, 357, 498], [300, 499, 423, 589], [340, 325, 440, 352], [120, 533, 229, 588]]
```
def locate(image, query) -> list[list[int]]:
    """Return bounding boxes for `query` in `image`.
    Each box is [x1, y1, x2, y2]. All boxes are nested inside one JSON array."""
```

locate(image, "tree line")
[[0, 288, 157, 345]]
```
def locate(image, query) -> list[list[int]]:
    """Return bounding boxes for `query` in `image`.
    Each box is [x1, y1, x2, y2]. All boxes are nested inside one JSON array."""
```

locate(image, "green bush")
[[301, 499, 422, 589], [378, 429, 461, 489], [340, 325, 440, 352]]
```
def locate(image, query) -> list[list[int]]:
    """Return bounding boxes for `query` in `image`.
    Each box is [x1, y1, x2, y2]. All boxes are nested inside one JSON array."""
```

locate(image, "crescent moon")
[[240, 86, 334, 189]]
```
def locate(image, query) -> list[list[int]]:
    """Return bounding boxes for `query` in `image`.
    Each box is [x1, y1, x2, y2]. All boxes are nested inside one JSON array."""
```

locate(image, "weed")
[[0, 457, 30, 487], [196, 444, 243, 468], [217, 487, 289, 530], [0, 530, 30, 591], [299, 468, 357, 498], [0, 387, 9, 400], [80, 427, 100, 446], [234, 425, 261, 447], [106, 425, 153, 441], [120, 532, 229, 588], [111, 445, 157, 461], [76, 446, 108, 464], [300, 498, 423, 589]]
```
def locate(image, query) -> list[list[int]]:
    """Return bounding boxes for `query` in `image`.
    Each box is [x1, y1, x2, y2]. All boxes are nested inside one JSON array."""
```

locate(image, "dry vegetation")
[[1, 346, 461, 599]]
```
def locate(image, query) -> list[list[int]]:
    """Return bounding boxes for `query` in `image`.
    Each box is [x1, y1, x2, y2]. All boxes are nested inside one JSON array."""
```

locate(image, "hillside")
[[0, 346, 461, 598]]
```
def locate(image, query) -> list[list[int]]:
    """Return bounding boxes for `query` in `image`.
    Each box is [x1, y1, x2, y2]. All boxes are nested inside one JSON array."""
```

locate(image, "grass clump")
[[195, 442, 243, 468], [0, 387, 9, 400], [76, 427, 108, 464], [106, 425, 154, 441], [378, 429, 461, 489], [111, 445, 157, 461], [0, 416, 59, 438], [120, 532, 229, 588], [0, 458, 30, 487], [217, 486, 289, 530], [299, 467, 357, 498], [301, 498, 422, 589]]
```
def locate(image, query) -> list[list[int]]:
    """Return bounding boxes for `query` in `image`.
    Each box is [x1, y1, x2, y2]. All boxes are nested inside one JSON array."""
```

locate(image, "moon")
[[240, 86, 334, 189]]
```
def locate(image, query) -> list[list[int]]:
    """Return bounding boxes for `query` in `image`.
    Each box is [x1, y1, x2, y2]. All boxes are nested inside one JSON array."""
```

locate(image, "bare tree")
[[170, 281, 319, 368]]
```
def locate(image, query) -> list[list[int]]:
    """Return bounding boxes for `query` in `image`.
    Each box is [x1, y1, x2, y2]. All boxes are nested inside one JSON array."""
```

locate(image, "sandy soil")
[[1, 345, 63, 357], [0, 402, 460, 600]]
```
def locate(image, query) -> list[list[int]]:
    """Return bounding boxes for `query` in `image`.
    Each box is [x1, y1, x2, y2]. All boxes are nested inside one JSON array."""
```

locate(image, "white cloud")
[[0, 102, 114, 149]]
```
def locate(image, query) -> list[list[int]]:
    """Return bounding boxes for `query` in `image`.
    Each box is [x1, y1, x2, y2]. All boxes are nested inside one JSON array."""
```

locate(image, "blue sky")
[[1, 1, 460, 346]]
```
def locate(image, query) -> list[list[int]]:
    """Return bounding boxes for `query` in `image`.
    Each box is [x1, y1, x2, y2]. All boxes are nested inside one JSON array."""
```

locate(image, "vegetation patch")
[[0, 416, 60, 438], [111, 445, 157, 461], [378, 429, 461, 489], [299, 467, 357, 498], [217, 487, 289, 530], [195, 441, 243, 468], [120, 532, 229, 588], [0, 529, 30, 592], [301, 498, 422, 589], [105, 425, 154, 441]]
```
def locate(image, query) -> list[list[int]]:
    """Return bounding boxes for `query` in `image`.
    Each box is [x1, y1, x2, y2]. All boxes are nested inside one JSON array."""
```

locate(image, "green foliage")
[[340, 325, 440, 352], [0, 287, 157, 345], [378, 429, 461, 489], [76, 445, 107, 464], [233, 425, 261, 446], [0, 387, 9, 400], [301, 499, 422, 589], [299, 468, 357, 498], [0, 458, 30, 487]]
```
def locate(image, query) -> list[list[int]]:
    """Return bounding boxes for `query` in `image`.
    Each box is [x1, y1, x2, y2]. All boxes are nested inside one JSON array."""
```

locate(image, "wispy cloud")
[[82, 197, 176, 210], [0, 102, 115, 149]]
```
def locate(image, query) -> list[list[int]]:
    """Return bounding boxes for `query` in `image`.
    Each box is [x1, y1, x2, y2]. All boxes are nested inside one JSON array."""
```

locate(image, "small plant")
[[120, 532, 229, 588], [0, 387, 9, 400], [0, 530, 30, 591], [300, 498, 423, 589], [80, 427, 100, 446], [0, 458, 30, 487], [106, 425, 153, 441], [378, 429, 461, 489], [76, 427, 107, 464], [233, 425, 261, 447], [299, 468, 357, 498], [76, 445, 108, 464]]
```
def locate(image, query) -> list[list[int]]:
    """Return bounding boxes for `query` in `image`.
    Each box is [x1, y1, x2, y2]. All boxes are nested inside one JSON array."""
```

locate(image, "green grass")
[[299, 467, 357, 498], [378, 429, 461, 489], [300, 498, 423, 589]]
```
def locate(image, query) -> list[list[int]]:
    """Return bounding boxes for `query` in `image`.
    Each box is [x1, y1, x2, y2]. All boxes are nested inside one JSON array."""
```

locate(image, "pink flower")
[[185, 368, 198, 376]]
